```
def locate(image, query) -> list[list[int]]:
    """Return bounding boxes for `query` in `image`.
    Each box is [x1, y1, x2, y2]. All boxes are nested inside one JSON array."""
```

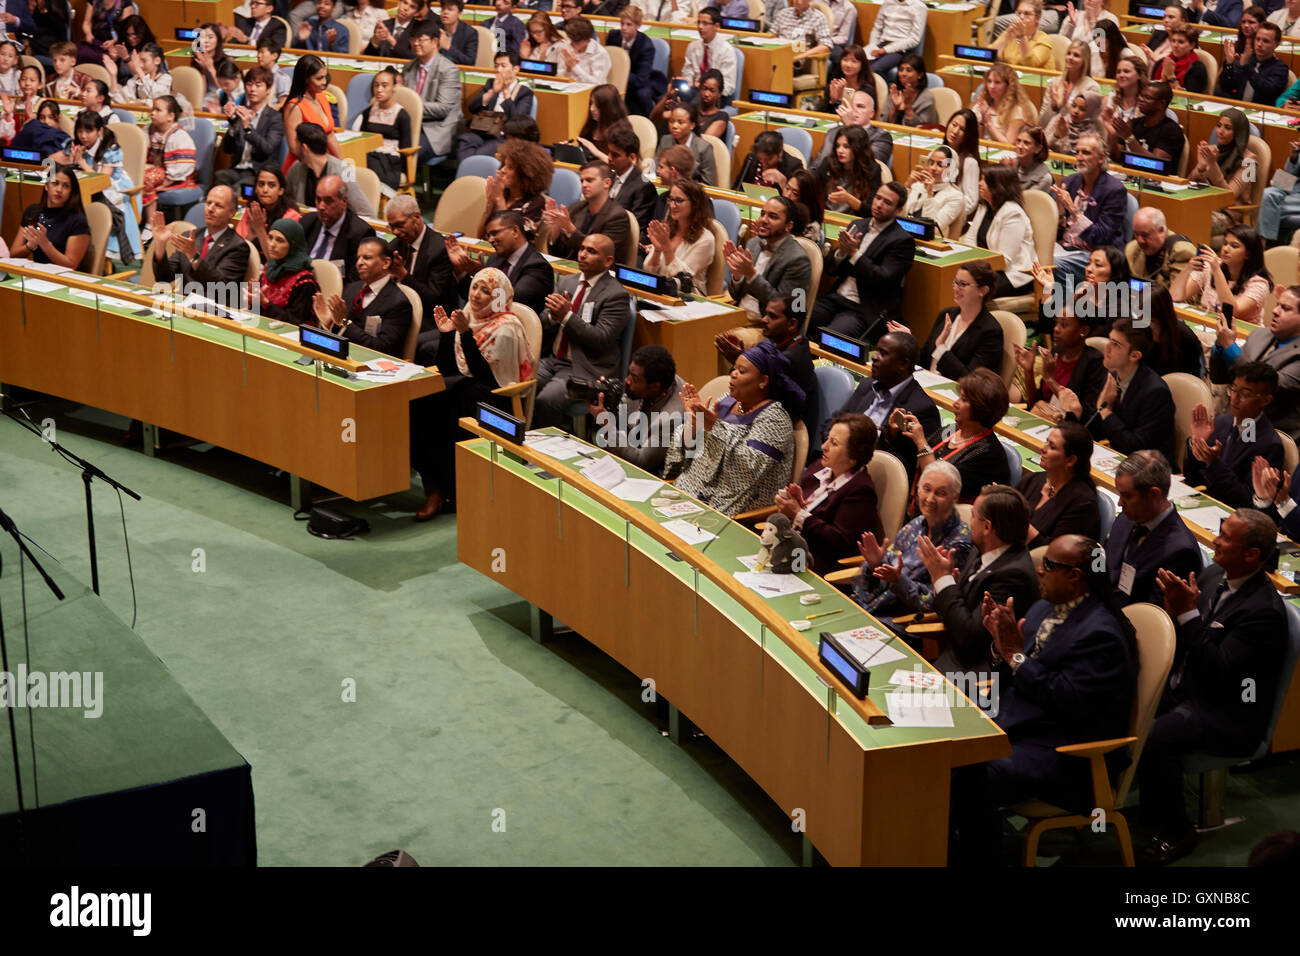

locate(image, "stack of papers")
[[734, 571, 814, 597], [654, 500, 704, 519], [1179, 504, 1232, 532], [524, 432, 589, 460], [1091, 446, 1123, 474], [642, 300, 733, 322], [354, 359, 425, 383], [885, 690, 955, 727], [912, 369, 949, 389], [579, 455, 662, 501], [8, 276, 64, 294], [830, 625, 908, 667]]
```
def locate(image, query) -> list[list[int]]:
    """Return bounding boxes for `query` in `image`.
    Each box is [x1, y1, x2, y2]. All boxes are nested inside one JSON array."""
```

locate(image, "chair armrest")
[[104, 269, 139, 280], [905, 621, 945, 635], [1055, 736, 1136, 757], [397, 146, 423, 155], [823, 567, 859, 584], [493, 379, 535, 398], [893, 611, 938, 626], [837, 554, 865, 566], [1226, 204, 1260, 213], [733, 504, 778, 523]]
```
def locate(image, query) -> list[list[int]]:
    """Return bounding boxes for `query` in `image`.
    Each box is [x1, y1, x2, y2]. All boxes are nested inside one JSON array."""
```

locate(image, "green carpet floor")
[[0, 403, 1296, 866]]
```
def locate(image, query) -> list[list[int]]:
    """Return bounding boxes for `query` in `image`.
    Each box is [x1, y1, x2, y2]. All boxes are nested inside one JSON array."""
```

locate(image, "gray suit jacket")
[[1209, 326, 1300, 438], [545, 271, 633, 381], [727, 234, 811, 313], [656, 132, 717, 187], [546, 197, 632, 265], [402, 53, 463, 157]]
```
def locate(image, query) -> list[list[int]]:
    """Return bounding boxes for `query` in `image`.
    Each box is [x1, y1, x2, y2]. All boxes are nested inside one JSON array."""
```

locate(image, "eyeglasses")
[[1041, 555, 1082, 572], [1227, 385, 1264, 399], [666, 195, 687, 204], [952, 279, 974, 288]]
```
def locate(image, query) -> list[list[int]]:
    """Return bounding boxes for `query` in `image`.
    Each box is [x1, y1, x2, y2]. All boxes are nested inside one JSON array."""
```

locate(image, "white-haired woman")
[[851, 459, 973, 618], [411, 267, 536, 521]]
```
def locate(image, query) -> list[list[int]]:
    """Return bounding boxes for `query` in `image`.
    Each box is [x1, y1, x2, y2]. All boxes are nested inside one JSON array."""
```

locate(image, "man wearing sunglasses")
[[949, 533, 1136, 864]]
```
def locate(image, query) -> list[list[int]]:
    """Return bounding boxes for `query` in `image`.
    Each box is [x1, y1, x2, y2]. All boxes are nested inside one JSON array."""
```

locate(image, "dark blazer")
[[794, 465, 883, 573], [996, 595, 1134, 774], [220, 104, 285, 170], [919, 308, 1003, 381], [388, 226, 457, 329], [1059, 170, 1128, 251], [461, 245, 555, 316], [543, 270, 633, 380], [1184, 413, 1285, 509], [1049, 344, 1106, 416], [546, 197, 633, 265], [1018, 473, 1101, 543], [933, 544, 1040, 669], [1105, 507, 1202, 607], [822, 218, 915, 333], [1146, 321, 1204, 378], [1167, 565, 1287, 754], [300, 209, 376, 284], [781, 335, 818, 434], [728, 234, 811, 313], [1210, 326, 1300, 439], [731, 150, 803, 191], [605, 30, 656, 109], [442, 20, 479, 66], [1074, 363, 1176, 462], [338, 278, 413, 358], [818, 374, 941, 485], [467, 80, 535, 121], [1217, 54, 1289, 105], [924, 430, 1010, 506], [154, 227, 250, 286], [612, 171, 658, 237], [244, 16, 288, 48], [364, 17, 425, 58], [1264, 470, 1300, 540]]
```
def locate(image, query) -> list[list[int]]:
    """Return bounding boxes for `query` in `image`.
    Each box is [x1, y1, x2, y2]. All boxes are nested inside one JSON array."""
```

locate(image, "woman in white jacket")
[[901, 145, 965, 238], [960, 165, 1036, 298]]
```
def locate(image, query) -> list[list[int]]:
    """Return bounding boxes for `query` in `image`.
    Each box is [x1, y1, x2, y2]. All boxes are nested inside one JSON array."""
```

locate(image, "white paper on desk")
[[734, 571, 815, 597], [832, 625, 909, 667], [889, 669, 945, 689], [68, 288, 142, 310], [355, 359, 424, 383], [655, 500, 704, 518], [885, 690, 955, 727], [1193, 100, 1235, 115], [1091, 446, 1123, 474], [610, 477, 662, 502], [661, 518, 718, 545], [912, 369, 949, 389], [0, 258, 72, 275], [524, 434, 587, 460], [1023, 423, 1055, 442], [11, 277, 64, 293], [577, 452, 661, 500], [1158, 182, 1194, 192], [1166, 475, 1198, 500], [893, 133, 943, 149], [1179, 504, 1233, 532]]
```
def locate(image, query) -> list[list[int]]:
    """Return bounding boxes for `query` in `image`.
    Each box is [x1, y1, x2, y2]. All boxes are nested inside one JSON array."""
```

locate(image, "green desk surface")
[[463, 430, 1005, 752], [0, 270, 434, 391], [0, 535, 246, 813], [734, 111, 841, 133]]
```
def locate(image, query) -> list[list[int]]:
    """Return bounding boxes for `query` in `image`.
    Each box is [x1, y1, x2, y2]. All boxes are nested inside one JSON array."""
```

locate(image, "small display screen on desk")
[[818, 632, 869, 699], [721, 17, 761, 31], [300, 325, 349, 360], [1130, 2, 1166, 16], [954, 44, 995, 62], [520, 59, 557, 76], [748, 89, 793, 108], [818, 330, 867, 363], [1122, 152, 1172, 176], [477, 403, 525, 443], [897, 217, 935, 241], [616, 265, 668, 296], [175, 27, 200, 40], [3, 148, 41, 163]]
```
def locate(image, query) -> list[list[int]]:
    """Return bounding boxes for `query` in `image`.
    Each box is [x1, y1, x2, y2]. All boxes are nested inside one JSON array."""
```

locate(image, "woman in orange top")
[[281, 54, 340, 175]]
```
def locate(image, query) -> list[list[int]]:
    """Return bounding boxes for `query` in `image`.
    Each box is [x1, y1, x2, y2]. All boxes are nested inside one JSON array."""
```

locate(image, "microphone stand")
[[0, 506, 65, 833], [3, 410, 141, 595]]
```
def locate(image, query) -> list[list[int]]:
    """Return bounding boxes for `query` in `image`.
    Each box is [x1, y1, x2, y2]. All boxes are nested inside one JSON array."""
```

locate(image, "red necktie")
[[200, 232, 212, 258], [556, 280, 587, 360], [701, 43, 710, 74], [351, 284, 373, 318], [418, 65, 428, 91]]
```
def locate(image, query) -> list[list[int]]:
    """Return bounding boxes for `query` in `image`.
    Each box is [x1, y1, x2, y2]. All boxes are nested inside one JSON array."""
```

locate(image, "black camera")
[[565, 376, 625, 407]]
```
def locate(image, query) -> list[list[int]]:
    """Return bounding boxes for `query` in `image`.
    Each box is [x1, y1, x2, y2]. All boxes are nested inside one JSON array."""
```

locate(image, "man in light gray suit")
[[535, 233, 634, 427], [1209, 283, 1300, 439], [725, 196, 811, 318], [403, 21, 463, 163], [811, 89, 893, 172]]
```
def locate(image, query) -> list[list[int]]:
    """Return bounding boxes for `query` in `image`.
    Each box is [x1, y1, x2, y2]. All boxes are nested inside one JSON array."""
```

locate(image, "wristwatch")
[[1011, 652, 1026, 671]]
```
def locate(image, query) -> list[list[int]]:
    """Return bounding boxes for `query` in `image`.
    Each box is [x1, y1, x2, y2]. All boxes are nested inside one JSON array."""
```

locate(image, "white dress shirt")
[[681, 36, 740, 97]]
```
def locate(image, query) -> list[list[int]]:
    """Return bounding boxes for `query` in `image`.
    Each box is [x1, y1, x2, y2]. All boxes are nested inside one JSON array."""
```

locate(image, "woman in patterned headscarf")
[[411, 267, 536, 521], [258, 217, 320, 326], [663, 338, 802, 517]]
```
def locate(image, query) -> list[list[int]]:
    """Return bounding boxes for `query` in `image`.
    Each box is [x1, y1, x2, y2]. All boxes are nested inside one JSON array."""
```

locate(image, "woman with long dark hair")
[[1003, 125, 1053, 194], [10, 163, 90, 269], [1033, 245, 1131, 336], [1171, 224, 1271, 323], [101, 13, 156, 83], [823, 44, 874, 113], [644, 178, 715, 292], [577, 83, 629, 163], [189, 22, 230, 104], [1017, 420, 1101, 544], [282, 54, 340, 172], [944, 108, 981, 218], [1143, 283, 1205, 377], [77, 0, 135, 65], [1187, 108, 1259, 248], [238, 166, 301, 259], [961, 166, 1035, 297], [880, 55, 936, 127], [1095, 19, 1127, 79], [783, 169, 826, 246], [818, 125, 881, 215], [351, 66, 412, 193]]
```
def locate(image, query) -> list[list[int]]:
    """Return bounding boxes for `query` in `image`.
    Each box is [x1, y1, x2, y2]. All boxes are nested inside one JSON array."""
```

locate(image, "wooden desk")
[[2, 170, 112, 247], [135, 0, 240, 36], [336, 130, 383, 168], [0, 266, 443, 505], [455, 425, 1009, 865], [854, 0, 984, 73]]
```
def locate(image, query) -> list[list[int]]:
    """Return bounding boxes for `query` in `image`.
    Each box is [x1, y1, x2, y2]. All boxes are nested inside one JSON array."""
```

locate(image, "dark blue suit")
[[1262, 470, 1300, 540], [1072, 363, 1176, 462], [606, 29, 661, 116], [951, 594, 1135, 861], [817, 374, 940, 484], [1105, 507, 1202, 607], [1139, 565, 1287, 834], [442, 20, 479, 66], [1183, 413, 1284, 509], [1197, 0, 1243, 27]]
